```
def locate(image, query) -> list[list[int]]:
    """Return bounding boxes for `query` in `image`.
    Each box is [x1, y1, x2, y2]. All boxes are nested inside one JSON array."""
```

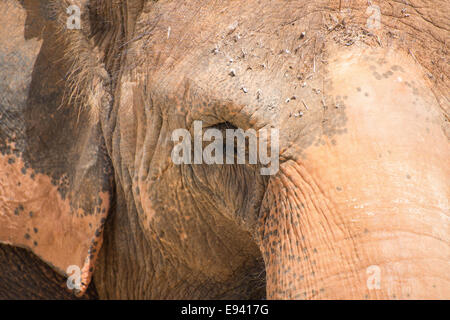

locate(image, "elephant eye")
[[210, 121, 238, 131], [205, 121, 254, 163], [206, 122, 239, 156]]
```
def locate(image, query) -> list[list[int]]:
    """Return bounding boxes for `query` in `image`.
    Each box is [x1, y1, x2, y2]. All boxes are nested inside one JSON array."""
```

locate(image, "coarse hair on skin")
[[45, 0, 112, 124], [45, 0, 449, 130]]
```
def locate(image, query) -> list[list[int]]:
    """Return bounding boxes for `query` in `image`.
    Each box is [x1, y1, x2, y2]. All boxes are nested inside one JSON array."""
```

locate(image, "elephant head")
[[0, 0, 448, 299]]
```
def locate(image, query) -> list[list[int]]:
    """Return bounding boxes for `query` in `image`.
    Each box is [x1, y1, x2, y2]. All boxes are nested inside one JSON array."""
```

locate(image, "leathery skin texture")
[[256, 47, 449, 299], [0, 0, 448, 299]]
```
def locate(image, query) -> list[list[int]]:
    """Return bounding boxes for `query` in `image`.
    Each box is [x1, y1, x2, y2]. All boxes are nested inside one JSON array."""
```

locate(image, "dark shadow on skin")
[[0, 243, 98, 300]]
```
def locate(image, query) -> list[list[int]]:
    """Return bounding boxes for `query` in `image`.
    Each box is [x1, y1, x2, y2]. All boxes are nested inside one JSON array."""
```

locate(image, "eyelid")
[[207, 121, 238, 131]]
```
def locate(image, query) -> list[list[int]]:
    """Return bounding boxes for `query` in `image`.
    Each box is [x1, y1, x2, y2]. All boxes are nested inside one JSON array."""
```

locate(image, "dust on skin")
[[263, 45, 449, 299], [121, 1, 353, 241], [1, 0, 449, 299], [101, 0, 450, 299], [0, 144, 110, 294]]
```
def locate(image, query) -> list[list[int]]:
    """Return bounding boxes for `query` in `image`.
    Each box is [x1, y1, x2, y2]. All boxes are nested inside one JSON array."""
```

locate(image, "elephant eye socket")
[[205, 122, 238, 156], [209, 121, 238, 131], [205, 122, 253, 163]]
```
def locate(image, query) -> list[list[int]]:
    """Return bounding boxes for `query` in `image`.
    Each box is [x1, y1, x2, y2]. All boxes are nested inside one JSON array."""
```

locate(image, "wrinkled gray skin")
[[0, 0, 449, 300]]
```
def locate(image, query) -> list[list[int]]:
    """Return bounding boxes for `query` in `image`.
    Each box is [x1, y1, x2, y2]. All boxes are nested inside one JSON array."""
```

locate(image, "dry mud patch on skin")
[[322, 2, 449, 133], [0, 150, 110, 293]]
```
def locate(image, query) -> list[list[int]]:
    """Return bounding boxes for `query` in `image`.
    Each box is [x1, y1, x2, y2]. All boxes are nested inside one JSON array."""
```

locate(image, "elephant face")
[[0, 0, 449, 299]]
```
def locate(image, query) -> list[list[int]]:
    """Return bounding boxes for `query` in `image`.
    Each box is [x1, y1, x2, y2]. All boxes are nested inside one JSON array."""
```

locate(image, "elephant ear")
[[0, 0, 113, 294]]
